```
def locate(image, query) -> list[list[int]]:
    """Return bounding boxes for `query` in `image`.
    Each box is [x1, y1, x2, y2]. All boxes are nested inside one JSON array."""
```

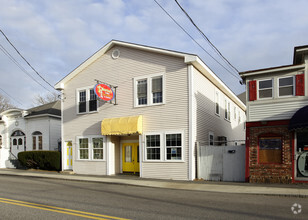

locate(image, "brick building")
[[240, 45, 308, 183]]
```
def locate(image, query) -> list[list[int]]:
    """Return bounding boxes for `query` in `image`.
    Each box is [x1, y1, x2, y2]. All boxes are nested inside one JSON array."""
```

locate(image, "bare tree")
[[0, 93, 15, 113], [33, 91, 60, 105]]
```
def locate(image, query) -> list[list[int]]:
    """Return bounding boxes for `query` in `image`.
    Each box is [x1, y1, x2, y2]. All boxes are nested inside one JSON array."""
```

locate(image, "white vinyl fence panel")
[[198, 144, 246, 182]]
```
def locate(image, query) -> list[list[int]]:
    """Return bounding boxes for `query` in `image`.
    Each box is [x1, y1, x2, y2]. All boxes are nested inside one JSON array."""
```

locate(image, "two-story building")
[[0, 101, 61, 168], [55, 40, 246, 181], [240, 45, 308, 183]]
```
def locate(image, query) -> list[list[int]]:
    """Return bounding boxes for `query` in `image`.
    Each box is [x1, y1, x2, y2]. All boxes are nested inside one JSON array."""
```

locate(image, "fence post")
[[196, 141, 200, 179]]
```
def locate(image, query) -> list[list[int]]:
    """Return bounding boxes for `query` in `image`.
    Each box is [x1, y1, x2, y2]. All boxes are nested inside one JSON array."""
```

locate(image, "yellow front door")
[[122, 143, 139, 173]]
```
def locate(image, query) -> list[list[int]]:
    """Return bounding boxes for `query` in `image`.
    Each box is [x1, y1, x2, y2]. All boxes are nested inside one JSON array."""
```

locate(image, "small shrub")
[[18, 151, 61, 171]]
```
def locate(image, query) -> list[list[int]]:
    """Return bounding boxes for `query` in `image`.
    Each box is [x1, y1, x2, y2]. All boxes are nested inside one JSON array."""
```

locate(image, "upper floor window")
[[215, 91, 220, 115], [258, 79, 273, 99], [278, 76, 294, 97], [224, 99, 230, 121], [0, 135, 2, 146], [134, 73, 165, 107], [77, 87, 98, 114]]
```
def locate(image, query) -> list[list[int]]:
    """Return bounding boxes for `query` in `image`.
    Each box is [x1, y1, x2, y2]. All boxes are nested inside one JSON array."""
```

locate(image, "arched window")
[[13, 139, 17, 145], [18, 138, 23, 145], [11, 130, 25, 137], [32, 131, 42, 150]]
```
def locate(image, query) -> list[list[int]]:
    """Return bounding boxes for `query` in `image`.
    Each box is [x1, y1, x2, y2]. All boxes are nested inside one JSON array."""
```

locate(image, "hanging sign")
[[94, 84, 114, 101]]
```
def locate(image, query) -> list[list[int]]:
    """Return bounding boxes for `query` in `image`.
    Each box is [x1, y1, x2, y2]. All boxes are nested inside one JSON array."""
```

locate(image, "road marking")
[[0, 197, 129, 220]]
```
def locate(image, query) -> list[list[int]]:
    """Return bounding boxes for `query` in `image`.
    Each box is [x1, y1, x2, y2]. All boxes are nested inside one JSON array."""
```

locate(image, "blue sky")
[[0, 0, 308, 108]]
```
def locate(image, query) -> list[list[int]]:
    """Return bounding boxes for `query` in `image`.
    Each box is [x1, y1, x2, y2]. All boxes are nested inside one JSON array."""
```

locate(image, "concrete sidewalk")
[[0, 168, 307, 197]]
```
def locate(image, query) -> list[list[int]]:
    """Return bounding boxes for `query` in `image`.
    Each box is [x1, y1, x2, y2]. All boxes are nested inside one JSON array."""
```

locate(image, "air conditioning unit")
[[218, 136, 227, 146]]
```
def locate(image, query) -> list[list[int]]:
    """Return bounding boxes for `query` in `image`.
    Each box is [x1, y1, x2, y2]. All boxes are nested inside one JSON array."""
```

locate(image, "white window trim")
[[208, 131, 214, 146], [224, 98, 231, 122], [215, 89, 220, 116], [257, 78, 273, 100], [76, 86, 99, 114], [134, 73, 166, 108], [165, 130, 185, 162], [143, 130, 185, 163], [143, 132, 163, 162], [32, 133, 43, 150], [76, 135, 106, 161], [277, 76, 295, 98]]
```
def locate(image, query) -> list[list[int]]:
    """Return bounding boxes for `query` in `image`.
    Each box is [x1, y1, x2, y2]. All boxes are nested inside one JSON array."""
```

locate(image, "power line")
[[0, 43, 53, 93], [0, 87, 24, 107], [174, 0, 240, 75], [153, 0, 242, 82], [0, 29, 56, 90]]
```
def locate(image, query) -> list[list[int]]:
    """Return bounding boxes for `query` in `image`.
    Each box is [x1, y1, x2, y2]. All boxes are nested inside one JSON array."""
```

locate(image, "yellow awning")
[[101, 115, 143, 135]]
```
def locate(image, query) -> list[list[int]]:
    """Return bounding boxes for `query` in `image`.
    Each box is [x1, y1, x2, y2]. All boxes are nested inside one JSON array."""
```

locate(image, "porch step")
[[5, 159, 25, 169]]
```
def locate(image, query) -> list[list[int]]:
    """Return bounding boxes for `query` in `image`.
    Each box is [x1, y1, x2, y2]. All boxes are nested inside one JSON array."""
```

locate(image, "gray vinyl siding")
[[192, 67, 246, 145], [62, 46, 189, 179]]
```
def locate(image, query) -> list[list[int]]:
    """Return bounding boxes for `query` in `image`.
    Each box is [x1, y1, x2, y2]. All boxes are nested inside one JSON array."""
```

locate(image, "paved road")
[[0, 175, 307, 220]]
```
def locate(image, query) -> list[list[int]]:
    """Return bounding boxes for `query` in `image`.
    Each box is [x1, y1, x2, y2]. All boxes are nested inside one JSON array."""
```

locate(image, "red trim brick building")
[[240, 45, 308, 183]]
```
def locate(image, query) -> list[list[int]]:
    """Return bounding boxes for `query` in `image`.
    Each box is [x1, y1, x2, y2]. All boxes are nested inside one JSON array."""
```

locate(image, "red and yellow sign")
[[94, 84, 114, 101]]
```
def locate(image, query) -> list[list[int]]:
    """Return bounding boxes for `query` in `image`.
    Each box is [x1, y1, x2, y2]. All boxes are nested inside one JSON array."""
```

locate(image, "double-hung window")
[[278, 76, 294, 97], [215, 90, 220, 115], [152, 76, 163, 104], [77, 87, 98, 114], [166, 133, 182, 160], [134, 73, 164, 107], [224, 99, 230, 121], [145, 131, 184, 161], [137, 80, 147, 105], [146, 135, 161, 160], [258, 79, 273, 99], [78, 136, 105, 160]]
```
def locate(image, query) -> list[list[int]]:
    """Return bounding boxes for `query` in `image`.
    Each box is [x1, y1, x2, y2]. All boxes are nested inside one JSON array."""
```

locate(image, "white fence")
[[197, 144, 246, 182]]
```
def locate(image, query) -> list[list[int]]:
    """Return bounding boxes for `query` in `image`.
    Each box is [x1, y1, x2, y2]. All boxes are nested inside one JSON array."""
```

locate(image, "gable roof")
[[55, 40, 245, 111]]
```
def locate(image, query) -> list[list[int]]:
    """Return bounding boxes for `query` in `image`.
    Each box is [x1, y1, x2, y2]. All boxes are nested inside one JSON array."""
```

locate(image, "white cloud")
[[0, 0, 307, 107]]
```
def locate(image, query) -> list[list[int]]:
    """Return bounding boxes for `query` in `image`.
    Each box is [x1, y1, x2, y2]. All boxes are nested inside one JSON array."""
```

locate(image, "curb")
[[0, 170, 308, 197]]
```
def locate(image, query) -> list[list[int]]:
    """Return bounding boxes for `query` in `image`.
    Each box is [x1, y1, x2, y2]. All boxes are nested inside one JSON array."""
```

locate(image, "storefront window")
[[259, 136, 282, 164]]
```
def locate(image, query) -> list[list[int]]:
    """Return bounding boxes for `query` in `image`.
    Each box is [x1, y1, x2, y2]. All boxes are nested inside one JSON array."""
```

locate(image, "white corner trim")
[[188, 64, 194, 181]]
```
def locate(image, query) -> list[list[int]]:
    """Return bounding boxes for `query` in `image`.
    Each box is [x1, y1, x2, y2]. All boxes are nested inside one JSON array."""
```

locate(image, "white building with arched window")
[[0, 101, 61, 168]]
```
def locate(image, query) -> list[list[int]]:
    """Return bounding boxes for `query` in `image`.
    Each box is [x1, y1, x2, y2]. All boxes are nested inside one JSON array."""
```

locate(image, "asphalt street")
[[0, 175, 307, 220]]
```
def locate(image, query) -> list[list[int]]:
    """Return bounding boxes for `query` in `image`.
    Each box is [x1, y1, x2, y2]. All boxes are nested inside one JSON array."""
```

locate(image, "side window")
[[258, 79, 273, 99], [278, 76, 294, 97], [224, 99, 230, 121], [215, 91, 220, 115], [209, 132, 214, 146]]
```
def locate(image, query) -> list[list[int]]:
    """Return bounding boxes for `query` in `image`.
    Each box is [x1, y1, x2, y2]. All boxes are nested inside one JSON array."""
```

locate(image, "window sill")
[[77, 110, 99, 115], [143, 160, 185, 163], [76, 159, 106, 162], [134, 103, 165, 108]]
